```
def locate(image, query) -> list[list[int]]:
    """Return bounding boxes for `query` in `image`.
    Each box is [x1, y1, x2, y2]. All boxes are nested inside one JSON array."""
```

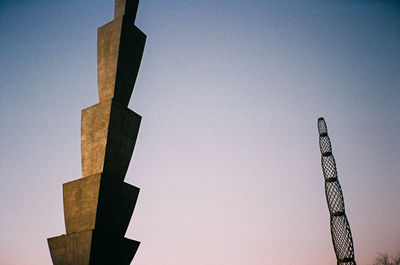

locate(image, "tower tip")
[[114, 0, 140, 20]]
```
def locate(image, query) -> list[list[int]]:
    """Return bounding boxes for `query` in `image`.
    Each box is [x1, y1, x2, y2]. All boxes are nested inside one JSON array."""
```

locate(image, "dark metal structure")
[[317, 118, 356, 265]]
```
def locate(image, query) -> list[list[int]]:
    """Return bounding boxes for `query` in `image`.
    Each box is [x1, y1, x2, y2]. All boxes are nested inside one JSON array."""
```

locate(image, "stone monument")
[[47, 0, 146, 264]]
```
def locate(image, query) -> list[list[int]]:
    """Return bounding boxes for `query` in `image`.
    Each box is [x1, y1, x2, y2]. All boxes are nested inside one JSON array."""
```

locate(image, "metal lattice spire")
[[317, 118, 356, 265]]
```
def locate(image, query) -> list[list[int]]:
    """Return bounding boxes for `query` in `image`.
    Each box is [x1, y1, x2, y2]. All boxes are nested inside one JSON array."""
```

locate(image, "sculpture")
[[317, 118, 356, 265], [47, 1, 146, 264]]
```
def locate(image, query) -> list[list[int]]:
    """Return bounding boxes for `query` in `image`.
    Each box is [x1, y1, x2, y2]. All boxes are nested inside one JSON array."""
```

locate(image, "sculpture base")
[[48, 229, 139, 265]]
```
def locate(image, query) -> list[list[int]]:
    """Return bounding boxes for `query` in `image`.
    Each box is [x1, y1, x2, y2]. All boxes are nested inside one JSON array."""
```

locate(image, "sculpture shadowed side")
[[317, 118, 356, 265], [48, 0, 146, 264]]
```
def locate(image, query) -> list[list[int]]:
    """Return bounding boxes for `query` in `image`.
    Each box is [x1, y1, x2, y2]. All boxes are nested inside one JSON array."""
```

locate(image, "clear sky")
[[0, 0, 399, 264]]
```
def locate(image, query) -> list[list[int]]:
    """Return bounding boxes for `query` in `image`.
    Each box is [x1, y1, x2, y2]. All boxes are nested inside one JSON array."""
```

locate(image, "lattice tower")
[[318, 118, 356, 265]]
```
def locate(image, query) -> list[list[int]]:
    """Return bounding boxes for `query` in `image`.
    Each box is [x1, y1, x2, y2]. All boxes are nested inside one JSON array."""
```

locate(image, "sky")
[[0, 0, 399, 264]]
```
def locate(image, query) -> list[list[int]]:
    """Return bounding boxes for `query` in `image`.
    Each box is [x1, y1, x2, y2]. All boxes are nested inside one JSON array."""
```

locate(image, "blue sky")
[[0, 0, 399, 264]]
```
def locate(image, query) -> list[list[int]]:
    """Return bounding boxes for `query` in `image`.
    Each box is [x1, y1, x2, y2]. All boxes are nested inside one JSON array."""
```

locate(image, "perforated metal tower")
[[317, 118, 356, 265]]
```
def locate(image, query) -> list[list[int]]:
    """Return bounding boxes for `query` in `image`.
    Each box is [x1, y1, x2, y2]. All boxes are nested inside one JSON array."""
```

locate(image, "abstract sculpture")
[[317, 118, 356, 265], [47, 0, 146, 264]]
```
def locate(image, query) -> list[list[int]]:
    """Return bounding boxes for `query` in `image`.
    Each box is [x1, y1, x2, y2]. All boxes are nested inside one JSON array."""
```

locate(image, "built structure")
[[318, 118, 356, 265], [47, 1, 146, 264]]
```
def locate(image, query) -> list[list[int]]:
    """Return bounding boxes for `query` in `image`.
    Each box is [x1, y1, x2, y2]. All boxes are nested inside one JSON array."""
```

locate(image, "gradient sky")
[[1, 0, 400, 264]]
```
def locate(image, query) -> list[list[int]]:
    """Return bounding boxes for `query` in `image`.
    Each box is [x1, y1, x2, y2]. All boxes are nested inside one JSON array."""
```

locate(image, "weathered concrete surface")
[[63, 173, 140, 236], [114, 0, 139, 19], [81, 99, 141, 179], [97, 16, 146, 108], [48, 0, 145, 263], [48, 230, 92, 265], [48, 229, 140, 265]]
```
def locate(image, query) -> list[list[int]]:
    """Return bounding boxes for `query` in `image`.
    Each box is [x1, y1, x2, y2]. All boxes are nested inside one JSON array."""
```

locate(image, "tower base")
[[48, 229, 139, 265]]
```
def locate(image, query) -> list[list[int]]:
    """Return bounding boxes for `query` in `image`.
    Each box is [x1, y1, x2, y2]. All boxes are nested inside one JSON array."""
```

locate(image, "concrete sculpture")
[[47, 1, 146, 264], [317, 118, 356, 265]]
